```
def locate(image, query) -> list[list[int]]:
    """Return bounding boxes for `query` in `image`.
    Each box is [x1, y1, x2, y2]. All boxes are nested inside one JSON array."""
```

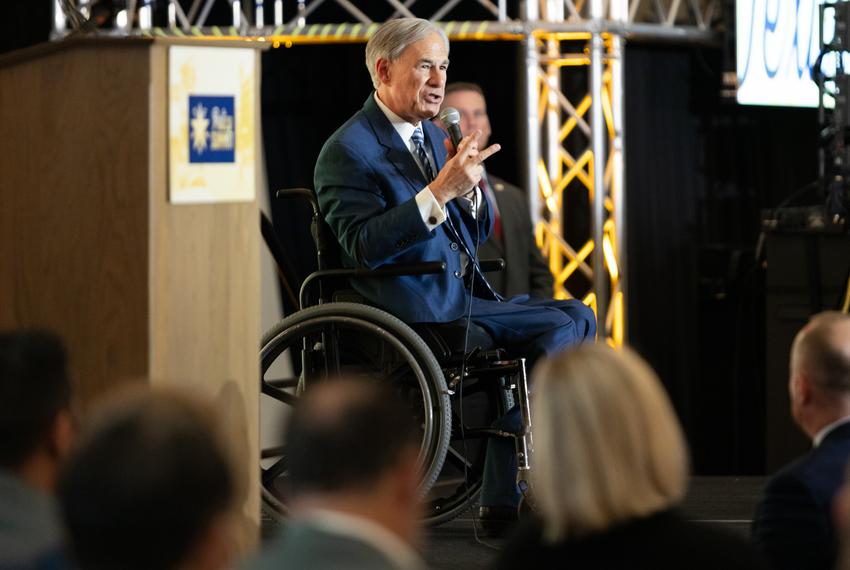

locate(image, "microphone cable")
[[433, 116, 502, 547], [457, 186, 500, 551]]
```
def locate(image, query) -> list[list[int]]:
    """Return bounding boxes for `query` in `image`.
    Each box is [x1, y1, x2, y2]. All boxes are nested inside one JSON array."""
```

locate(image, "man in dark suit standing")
[[752, 311, 850, 570], [440, 82, 553, 299], [314, 17, 595, 527]]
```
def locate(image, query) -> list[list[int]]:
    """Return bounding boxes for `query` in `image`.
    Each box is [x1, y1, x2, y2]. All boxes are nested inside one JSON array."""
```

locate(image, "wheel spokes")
[[445, 445, 482, 478], [262, 453, 288, 486], [263, 377, 299, 389], [260, 308, 453, 523], [261, 380, 299, 406], [261, 445, 286, 459]]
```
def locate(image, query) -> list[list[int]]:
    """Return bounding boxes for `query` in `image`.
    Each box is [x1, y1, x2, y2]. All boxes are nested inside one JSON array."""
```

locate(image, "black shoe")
[[478, 505, 519, 538]]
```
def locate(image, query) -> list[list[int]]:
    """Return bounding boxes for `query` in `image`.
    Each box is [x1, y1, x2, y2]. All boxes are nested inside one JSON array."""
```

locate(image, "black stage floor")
[[262, 476, 766, 569]]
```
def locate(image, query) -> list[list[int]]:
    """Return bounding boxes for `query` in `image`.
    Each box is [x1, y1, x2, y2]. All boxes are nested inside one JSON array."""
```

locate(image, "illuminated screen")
[[736, 0, 836, 107]]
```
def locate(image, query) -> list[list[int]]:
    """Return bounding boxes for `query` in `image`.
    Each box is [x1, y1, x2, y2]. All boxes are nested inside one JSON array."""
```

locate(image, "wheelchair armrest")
[[274, 188, 319, 216], [299, 261, 447, 309], [352, 261, 446, 278], [478, 258, 505, 272]]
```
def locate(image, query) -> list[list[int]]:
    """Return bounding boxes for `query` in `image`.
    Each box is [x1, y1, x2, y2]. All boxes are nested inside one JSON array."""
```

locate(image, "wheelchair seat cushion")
[[411, 320, 495, 362]]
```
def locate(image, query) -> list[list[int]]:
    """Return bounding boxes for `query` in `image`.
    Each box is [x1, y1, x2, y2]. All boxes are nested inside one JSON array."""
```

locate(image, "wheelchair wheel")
[[260, 302, 451, 520], [423, 373, 513, 525]]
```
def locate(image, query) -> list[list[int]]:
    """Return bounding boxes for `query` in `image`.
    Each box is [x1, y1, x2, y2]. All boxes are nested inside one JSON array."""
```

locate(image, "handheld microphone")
[[437, 106, 484, 206], [437, 107, 463, 150]]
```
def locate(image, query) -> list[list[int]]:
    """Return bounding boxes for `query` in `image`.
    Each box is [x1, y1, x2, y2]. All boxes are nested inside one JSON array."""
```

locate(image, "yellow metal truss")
[[533, 33, 624, 346]]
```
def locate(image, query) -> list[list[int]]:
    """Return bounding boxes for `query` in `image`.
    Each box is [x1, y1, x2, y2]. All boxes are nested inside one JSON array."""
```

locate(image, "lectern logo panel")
[[168, 46, 255, 203], [188, 95, 236, 163]]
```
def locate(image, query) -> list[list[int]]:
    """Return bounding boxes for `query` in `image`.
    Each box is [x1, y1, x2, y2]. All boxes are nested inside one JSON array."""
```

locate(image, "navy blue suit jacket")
[[315, 94, 494, 323], [752, 421, 850, 570]]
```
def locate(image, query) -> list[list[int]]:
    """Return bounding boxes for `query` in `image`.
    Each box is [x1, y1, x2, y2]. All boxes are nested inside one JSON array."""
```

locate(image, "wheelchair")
[[260, 188, 533, 526]]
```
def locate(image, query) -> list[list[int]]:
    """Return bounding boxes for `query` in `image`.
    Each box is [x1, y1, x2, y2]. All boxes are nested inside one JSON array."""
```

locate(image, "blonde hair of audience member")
[[532, 344, 689, 541]]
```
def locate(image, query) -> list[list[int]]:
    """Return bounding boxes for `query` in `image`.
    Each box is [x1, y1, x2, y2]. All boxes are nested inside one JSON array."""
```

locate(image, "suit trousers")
[[469, 294, 596, 365], [463, 295, 596, 508]]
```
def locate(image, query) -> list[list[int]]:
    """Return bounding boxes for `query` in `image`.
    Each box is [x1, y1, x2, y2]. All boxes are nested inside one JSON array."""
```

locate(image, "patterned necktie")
[[411, 126, 436, 181]]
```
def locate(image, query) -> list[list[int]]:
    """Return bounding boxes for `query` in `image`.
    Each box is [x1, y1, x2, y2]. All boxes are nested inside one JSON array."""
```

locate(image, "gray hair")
[[365, 18, 449, 89]]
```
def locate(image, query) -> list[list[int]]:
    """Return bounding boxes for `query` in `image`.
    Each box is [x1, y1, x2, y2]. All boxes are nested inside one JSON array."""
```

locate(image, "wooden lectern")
[[0, 37, 264, 541]]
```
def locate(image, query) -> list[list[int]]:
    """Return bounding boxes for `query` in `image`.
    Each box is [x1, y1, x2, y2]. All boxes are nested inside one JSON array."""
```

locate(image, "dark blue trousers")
[[468, 295, 596, 508]]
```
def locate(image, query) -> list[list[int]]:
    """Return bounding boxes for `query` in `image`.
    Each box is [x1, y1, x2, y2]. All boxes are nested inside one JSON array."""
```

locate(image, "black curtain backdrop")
[[0, 3, 50, 53], [625, 45, 817, 474]]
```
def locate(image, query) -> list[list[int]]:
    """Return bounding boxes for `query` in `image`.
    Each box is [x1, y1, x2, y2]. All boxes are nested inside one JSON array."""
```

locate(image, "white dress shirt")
[[813, 415, 850, 447]]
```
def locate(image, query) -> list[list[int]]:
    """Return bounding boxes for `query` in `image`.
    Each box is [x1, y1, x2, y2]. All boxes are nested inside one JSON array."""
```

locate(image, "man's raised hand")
[[429, 130, 501, 207]]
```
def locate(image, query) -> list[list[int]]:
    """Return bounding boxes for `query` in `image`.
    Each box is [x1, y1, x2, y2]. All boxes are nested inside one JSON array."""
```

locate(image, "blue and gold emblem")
[[188, 95, 236, 163]]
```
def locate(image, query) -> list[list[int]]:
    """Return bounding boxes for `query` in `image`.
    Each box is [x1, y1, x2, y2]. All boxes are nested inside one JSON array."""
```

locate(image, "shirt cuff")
[[417, 187, 446, 231]]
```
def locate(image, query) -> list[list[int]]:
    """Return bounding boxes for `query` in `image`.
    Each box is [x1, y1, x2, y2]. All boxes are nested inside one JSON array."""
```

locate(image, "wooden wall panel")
[[0, 43, 151, 409], [0, 39, 260, 545], [147, 45, 261, 538]]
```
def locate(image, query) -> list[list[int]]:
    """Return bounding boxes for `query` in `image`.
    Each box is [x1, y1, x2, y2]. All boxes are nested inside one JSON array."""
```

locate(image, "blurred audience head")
[[286, 377, 422, 543], [532, 344, 688, 540], [441, 82, 492, 148], [59, 389, 236, 570], [788, 311, 850, 437], [0, 329, 73, 491]]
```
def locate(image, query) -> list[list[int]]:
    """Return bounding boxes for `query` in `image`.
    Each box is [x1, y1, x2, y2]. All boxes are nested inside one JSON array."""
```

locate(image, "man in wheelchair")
[[313, 17, 596, 532]]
